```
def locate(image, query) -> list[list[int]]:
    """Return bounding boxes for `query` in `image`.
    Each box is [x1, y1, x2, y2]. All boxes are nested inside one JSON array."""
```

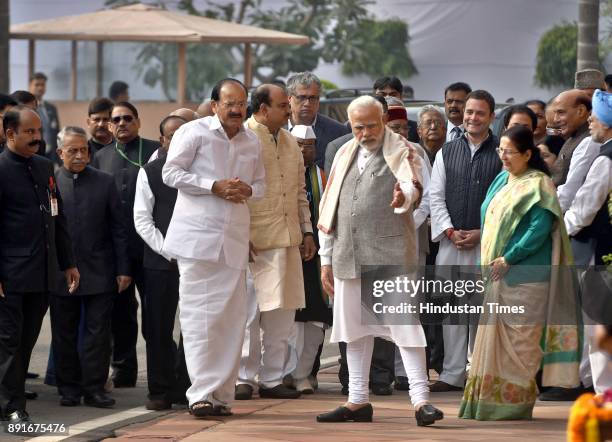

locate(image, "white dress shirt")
[[564, 155, 612, 236], [133, 168, 173, 262], [162, 115, 266, 270], [446, 122, 463, 143], [557, 136, 601, 212]]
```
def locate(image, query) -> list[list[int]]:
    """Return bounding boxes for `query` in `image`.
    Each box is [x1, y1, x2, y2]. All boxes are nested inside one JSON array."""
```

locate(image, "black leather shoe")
[[235, 384, 253, 400], [146, 398, 172, 410], [26, 372, 40, 379], [371, 384, 393, 395], [317, 404, 373, 423], [428, 380, 463, 392], [84, 393, 116, 408], [25, 390, 38, 400], [539, 386, 588, 401], [259, 384, 301, 399], [5, 410, 31, 425], [394, 376, 410, 391], [60, 396, 80, 406], [112, 377, 136, 388], [415, 404, 444, 426]]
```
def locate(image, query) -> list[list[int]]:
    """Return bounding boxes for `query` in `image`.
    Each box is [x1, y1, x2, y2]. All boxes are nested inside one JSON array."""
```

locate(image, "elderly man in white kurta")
[[235, 84, 316, 400], [316, 95, 443, 425], [161, 79, 265, 418]]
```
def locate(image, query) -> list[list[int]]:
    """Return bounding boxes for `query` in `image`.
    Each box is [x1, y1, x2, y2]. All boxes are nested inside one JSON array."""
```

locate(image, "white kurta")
[[319, 145, 426, 347], [564, 155, 612, 236], [162, 115, 266, 269], [429, 145, 481, 267], [557, 136, 601, 213]]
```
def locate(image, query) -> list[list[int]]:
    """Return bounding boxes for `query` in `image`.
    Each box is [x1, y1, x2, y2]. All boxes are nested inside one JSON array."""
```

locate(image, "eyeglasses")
[[111, 115, 134, 124], [420, 119, 444, 128], [496, 147, 521, 156], [293, 95, 320, 104], [219, 101, 247, 109]]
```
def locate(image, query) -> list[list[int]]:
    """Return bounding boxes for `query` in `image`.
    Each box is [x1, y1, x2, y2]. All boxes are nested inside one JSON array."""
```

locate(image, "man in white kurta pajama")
[[316, 96, 443, 426], [161, 79, 265, 417], [428, 90, 501, 392]]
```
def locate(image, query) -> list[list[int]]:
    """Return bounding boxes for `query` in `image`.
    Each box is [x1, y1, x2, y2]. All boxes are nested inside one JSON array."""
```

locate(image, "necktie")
[[451, 126, 462, 140]]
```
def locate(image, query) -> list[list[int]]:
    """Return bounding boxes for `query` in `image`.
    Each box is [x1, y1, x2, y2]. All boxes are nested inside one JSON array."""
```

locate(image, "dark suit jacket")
[[0, 149, 75, 293], [39, 101, 60, 153], [54, 166, 130, 295], [92, 136, 159, 260], [312, 113, 351, 168], [324, 133, 354, 177]]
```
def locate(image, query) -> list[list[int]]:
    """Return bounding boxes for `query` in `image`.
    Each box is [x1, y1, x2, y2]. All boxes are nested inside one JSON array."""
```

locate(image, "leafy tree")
[[105, 0, 418, 100], [534, 22, 578, 89]]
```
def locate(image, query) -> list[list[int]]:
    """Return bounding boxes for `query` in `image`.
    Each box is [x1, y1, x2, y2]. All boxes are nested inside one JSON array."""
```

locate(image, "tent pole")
[[177, 42, 186, 104], [28, 39, 35, 79], [70, 40, 77, 101], [244, 43, 252, 88], [96, 41, 104, 97]]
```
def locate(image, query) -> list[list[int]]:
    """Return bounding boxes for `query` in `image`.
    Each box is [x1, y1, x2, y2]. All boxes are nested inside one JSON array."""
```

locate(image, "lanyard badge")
[[48, 177, 58, 217]]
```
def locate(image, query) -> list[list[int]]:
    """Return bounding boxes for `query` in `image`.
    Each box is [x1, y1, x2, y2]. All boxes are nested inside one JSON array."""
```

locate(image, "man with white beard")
[[315, 95, 443, 426]]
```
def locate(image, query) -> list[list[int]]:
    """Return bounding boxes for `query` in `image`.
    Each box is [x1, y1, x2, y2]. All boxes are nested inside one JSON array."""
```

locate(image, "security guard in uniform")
[[0, 106, 79, 424]]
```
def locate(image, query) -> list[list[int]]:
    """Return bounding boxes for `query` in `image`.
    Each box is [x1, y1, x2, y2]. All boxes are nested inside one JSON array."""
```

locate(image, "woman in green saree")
[[459, 125, 581, 420]]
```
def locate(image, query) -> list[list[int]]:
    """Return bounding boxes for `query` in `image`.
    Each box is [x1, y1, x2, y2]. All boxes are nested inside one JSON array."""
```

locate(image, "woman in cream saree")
[[459, 126, 581, 420]]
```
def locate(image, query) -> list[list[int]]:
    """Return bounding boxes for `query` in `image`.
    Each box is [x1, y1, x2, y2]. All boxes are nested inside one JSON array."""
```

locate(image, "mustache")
[[228, 113, 243, 118], [28, 140, 41, 147]]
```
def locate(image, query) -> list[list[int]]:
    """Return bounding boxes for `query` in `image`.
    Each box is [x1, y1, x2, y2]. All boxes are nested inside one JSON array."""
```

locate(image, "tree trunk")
[[0, 0, 9, 93], [577, 0, 600, 70]]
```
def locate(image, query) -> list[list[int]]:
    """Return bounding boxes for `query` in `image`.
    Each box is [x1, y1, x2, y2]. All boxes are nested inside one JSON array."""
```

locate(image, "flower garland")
[[567, 392, 612, 442]]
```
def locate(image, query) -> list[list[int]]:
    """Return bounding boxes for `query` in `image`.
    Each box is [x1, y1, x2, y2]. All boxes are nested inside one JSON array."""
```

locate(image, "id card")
[[50, 198, 58, 217]]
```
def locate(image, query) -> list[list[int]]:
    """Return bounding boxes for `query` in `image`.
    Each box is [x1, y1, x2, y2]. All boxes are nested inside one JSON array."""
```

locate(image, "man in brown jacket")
[[235, 84, 316, 400]]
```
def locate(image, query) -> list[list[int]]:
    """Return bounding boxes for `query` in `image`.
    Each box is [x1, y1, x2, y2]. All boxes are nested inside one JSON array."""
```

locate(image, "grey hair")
[[57, 126, 87, 149], [384, 96, 404, 107], [417, 105, 447, 127], [347, 95, 384, 119], [286, 72, 322, 96]]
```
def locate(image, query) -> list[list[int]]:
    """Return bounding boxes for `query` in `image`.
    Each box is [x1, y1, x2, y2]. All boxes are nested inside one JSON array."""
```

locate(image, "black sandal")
[[211, 405, 233, 416], [189, 400, 213, 417]]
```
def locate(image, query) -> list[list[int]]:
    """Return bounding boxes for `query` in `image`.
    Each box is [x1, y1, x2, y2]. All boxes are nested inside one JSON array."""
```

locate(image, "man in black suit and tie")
[[92, 102, 159, 388], [0, 106, 79, 424], [51, 126, 131, 408], [287, 72, 350, 169], [29, 73, 61, 158]]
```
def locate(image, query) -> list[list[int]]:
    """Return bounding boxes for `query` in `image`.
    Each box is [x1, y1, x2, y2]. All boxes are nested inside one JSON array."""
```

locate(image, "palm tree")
[[0, 0, 8, 93], [577, 0, 600, 70]]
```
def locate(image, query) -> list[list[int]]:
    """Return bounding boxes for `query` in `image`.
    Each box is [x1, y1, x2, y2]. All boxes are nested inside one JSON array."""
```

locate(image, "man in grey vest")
[[429, 90, 502, 392], [316, 96, 442, 426]]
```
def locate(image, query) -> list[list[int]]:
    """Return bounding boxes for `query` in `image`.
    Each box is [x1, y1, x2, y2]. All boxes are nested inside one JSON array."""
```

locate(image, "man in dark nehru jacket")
[[51, 126, 132, 408], [92, 101, 159, 387], [134, 115, 190, 410], [0, 106, 79, 424]]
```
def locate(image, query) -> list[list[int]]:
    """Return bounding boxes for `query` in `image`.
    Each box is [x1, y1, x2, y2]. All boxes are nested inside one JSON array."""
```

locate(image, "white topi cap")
[[290, 125, 316, 140]]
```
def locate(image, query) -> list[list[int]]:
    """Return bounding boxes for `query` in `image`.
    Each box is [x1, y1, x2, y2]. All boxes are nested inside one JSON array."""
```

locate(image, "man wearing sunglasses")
[[287, 72, 350, 169], [92, 101, 160, 389]]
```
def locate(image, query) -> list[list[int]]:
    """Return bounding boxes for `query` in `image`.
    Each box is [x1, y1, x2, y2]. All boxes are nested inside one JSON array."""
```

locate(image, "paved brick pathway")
[[106, 366, 572, 442]]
